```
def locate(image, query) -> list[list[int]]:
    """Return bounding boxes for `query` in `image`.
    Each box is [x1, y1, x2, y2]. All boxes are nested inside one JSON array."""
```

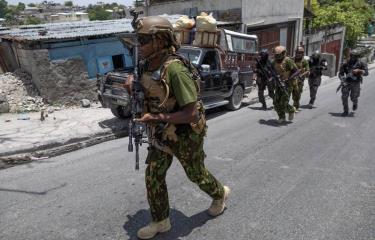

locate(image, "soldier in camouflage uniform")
[[132, 16, 230, 239], [272, 46, 297, 123], [254, 49, 275, 110], [307, 51, 327, 108], [338, 49, 368, 116], [293, 46, 310, 112]]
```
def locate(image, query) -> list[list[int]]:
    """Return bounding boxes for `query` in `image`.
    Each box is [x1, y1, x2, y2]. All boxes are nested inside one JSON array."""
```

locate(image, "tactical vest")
[[141, 54, 200, 114], [141, 54, 205, 155], [274, 57, 291, 81]]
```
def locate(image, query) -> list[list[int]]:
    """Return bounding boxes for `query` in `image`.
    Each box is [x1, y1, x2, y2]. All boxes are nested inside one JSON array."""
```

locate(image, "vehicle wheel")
[[226, 84, 244, 111], [110, 105, 131, 119]]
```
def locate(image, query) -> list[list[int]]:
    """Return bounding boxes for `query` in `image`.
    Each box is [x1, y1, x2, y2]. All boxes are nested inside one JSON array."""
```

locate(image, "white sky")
[[7, 0, 134, 7]]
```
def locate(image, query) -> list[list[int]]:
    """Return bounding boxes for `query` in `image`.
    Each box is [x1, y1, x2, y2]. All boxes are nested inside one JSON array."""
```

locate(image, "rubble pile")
[[0, 70, 45, 113]]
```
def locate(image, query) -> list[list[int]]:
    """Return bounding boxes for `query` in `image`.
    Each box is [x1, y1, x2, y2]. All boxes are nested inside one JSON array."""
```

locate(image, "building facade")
[[0, 20, 135, 105], [49, 12, 89, 23], [147, 0, 304, 55]]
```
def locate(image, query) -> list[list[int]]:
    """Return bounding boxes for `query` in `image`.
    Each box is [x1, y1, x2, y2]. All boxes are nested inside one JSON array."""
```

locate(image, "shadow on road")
[[0, 183, 67, 195], [329, 112, 355, 118], [205, 107, 229, 120], [248, 106, 273, 111], [123, 208, 213, 240], [300, 104, 316, 110], [98, 117, 129, 137], [258, 119, 292, 127]]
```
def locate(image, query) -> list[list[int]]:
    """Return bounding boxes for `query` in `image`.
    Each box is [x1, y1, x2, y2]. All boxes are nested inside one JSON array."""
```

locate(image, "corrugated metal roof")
[[0, 14, 233, 42], [0, 18, 134, 42]]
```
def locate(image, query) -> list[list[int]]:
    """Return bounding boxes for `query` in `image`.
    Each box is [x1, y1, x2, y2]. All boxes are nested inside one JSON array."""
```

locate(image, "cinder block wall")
[[14, 48, 97, 105], [321, 53, 336, 78]]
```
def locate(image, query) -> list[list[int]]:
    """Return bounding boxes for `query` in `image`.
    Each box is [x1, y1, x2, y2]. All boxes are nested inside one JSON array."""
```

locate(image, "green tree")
[[16, 2, 25, 11], [0, 0, 8, 18], [88, 6, 111, 21], [306, 0, 374, 47], [5, 5, 20, 17], [64, 1, 73, 7], [133, 0, 145, 7], [3, 12, 21, 26], [25, 16, 42, 25], [27, 3, 36, 7]]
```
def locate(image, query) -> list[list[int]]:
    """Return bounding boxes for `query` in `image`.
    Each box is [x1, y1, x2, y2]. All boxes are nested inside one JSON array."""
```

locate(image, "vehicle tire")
[[110, 105, 131, 119], [226, 84, 244, 111]]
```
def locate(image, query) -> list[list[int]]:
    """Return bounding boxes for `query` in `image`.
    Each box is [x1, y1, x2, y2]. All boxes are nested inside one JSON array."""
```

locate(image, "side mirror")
[[201, 64, 211, 73]]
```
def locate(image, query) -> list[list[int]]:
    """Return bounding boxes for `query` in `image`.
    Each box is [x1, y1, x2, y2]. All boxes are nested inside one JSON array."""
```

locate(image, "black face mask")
[[349, 56, 358, 65], [260, 55, 268, 62], [311, 56, 319, 64]]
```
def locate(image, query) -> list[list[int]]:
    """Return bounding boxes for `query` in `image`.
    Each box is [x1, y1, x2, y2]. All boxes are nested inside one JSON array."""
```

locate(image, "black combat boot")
[[341, 111, 349, 117], [261, 103, 267, 110], [353, 103, 358, 111], [308, 99, 314, 109]]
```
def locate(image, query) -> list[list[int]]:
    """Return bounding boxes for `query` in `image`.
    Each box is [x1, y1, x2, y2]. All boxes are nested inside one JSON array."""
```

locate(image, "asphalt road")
[[1, 73, 375, 240]]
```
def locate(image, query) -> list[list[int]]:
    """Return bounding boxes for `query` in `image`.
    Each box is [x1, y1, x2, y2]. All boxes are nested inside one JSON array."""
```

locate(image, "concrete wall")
[[48, 39, 132, 79], [243, 0, 304, 53], [15, 48, 97, 105], [148, 0, 304, 51], [8, 37, 134, 105], [242, 0, 304, 27], [321, 53, 336, 77], [148, 0, 303, 26], [148, 0, 241, 15], [302, 25, 346, 74]]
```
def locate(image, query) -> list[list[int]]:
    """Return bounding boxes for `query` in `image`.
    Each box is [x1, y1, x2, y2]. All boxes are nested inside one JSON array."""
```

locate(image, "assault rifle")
[[336, 61, 361, 93], [296, 70, 310, 83], [309, 59, 328, 79], [128, 9, 146, 170], [255, 58, 289, 97]]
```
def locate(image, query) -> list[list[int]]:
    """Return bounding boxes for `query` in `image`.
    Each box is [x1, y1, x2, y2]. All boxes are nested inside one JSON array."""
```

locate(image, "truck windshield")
[[177, 49, 201, 64], [231, 37, 257, 53]]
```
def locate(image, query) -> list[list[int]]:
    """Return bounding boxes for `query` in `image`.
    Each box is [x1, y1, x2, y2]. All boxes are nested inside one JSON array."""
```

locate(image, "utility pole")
[[305, 0, 312, 56]]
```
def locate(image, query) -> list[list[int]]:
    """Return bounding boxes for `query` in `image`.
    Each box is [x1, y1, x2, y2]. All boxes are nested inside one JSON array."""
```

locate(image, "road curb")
[[0, 130, 128, 169]]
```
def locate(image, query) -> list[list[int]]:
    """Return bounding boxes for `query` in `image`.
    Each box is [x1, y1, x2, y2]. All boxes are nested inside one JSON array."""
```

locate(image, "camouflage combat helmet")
[[135, 16, 180, 49], [350, 49, 361, 58], [296, 46, 305, 53], [274, 46, 286, 62], [311, 50, 321, 62]]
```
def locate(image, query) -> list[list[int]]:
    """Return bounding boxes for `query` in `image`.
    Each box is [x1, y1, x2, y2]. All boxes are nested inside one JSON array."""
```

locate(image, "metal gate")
[[321, 39, 341, 71]]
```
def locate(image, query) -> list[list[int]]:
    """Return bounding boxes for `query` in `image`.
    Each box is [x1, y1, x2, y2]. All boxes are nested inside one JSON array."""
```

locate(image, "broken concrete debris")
[[0, 70, 44, 113]]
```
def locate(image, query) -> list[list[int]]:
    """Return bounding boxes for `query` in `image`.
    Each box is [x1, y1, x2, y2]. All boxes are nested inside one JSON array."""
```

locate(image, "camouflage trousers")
[[308, 77, 322, 104], [145, 125, 224, 222], [273, 86, 295, 119], [341, 81, 361, 112], [288, 79, 301, 110], [257, 78, 275, 106]]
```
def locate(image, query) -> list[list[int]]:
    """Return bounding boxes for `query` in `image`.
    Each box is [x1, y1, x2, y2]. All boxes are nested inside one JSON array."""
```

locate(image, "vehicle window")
[[202, 51, 219, 70], [232, 36, 257, 53], [177, 49, 201, 64]]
